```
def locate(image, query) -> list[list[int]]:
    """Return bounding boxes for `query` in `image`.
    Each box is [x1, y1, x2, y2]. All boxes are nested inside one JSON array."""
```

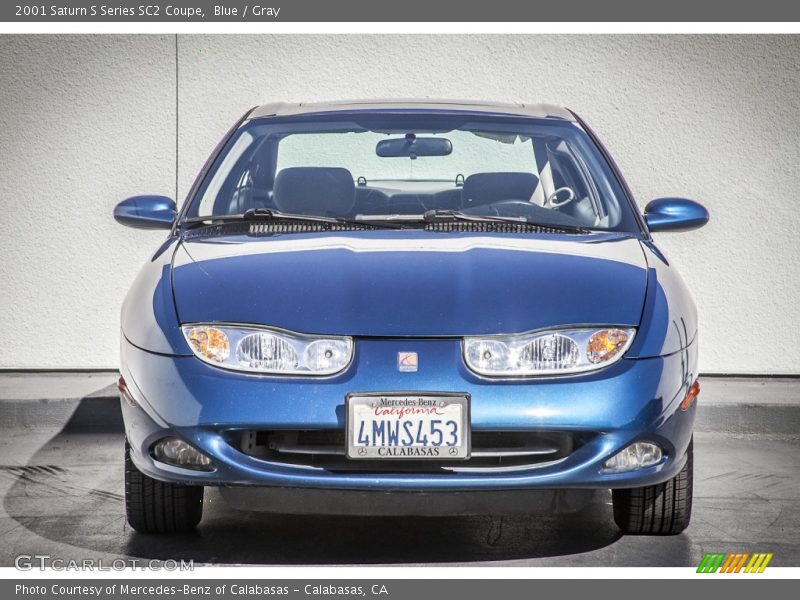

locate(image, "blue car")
[[115, 100, 708, 535]]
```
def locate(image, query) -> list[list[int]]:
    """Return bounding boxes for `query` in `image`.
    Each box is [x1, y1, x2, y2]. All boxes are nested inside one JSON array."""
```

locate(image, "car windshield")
[[186, 112, 639, 232]]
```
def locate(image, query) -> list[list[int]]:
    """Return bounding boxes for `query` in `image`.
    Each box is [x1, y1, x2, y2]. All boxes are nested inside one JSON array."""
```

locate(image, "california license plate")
[[346, 393, 470, 460]]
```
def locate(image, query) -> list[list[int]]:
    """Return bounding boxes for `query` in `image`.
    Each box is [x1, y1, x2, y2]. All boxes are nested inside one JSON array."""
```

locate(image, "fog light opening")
[[152, 437, 214, 471], [603, 442, 663, 473]]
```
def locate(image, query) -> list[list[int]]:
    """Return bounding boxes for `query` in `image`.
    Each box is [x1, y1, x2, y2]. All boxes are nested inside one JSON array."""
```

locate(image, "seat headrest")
[[462, 172, 539, 208], [273, 167, 355, 216]]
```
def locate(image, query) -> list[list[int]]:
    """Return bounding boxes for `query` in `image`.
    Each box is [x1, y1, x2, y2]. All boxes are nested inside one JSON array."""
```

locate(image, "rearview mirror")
[[114, 195, 177, 230], [376, 135, 452, 158], [644, 198, 709, 233]]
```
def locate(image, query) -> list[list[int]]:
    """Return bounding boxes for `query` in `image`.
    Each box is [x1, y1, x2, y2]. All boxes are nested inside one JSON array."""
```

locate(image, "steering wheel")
[[545, 187, 576, 209]]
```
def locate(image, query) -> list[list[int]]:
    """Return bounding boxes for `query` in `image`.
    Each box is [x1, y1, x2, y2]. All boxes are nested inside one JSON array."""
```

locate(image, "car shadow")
[[3, 395, 626, 565]]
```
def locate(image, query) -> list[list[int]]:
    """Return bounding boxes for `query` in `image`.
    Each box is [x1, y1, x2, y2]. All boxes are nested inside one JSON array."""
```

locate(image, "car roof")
[[247, 99, 576, 122]]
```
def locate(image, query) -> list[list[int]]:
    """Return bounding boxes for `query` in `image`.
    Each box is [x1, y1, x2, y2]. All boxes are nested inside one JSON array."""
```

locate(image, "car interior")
[[222, 166, 603, 224], [205, 129, 616, 228]]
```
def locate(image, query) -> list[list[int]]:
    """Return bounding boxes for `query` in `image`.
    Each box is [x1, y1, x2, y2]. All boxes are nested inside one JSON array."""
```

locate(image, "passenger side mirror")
[[114, 195, 177, 230], [644, 198, 709, 233]]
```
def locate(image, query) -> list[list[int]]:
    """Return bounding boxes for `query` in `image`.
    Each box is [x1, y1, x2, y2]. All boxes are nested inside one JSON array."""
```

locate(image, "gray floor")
[[0, 373, 798, 567]]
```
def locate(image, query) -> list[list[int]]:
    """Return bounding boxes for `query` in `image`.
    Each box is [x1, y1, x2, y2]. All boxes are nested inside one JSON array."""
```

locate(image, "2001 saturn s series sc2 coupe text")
[[114, 100, 709, 535]]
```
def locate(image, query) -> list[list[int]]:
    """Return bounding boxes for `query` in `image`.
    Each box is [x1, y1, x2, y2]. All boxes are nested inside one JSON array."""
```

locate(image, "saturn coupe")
[[114, 100, 708, 535]]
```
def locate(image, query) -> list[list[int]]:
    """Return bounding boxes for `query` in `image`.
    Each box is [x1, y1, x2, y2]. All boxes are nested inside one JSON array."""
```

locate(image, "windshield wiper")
[[244, 208, 346, 223], [356, 210, 591, 233], [181, 208, 401, 229], [423, 209, 527, 224]]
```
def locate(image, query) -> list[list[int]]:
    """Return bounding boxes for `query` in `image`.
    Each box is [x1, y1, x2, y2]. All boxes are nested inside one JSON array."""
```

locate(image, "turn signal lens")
[[603, 442, 663, 473], [680, 379, 701, 411], [185, 326, 230, 363], [587, 329, 631, 364], [117, 376, 137, 407]]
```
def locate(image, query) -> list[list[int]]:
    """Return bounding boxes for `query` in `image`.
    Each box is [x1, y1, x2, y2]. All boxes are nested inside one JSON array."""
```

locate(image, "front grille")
[[234, 429, 588, 473]]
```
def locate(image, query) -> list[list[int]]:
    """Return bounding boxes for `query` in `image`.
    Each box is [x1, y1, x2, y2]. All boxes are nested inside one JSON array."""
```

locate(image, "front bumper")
[[121, 335, 697, 492]]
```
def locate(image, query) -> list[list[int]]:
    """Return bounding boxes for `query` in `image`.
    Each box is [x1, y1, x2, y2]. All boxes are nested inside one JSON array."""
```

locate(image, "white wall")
[[1, 35, 798, 373], [0, 35, 175, 370]]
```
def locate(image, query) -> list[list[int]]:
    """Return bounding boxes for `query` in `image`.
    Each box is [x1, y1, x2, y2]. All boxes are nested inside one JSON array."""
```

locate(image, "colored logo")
[[697, 552, 773, 573], [397, 352, 418, 372]]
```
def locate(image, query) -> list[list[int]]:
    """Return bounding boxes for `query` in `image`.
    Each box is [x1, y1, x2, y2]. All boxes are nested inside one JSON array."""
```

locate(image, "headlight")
[[463, 327, 635, 377], [182, 325, 353, 375]]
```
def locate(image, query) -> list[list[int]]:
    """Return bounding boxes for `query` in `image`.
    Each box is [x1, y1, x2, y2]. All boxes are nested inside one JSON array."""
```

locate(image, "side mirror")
[[114, 195, 177, 230], [644, 198, 709, 233]]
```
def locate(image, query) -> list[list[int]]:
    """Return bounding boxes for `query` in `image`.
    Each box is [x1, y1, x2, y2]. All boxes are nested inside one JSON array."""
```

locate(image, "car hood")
[[172, 231, 647, 337]]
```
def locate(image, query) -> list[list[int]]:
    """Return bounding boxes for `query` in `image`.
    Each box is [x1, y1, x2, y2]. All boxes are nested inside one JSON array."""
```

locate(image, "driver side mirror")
[[644, 198, 709, 233], [114, 195, 177, 230]]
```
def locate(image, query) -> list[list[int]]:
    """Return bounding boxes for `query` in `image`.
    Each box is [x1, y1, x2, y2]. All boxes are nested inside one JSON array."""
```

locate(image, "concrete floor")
[[0, 373, 798, 567]]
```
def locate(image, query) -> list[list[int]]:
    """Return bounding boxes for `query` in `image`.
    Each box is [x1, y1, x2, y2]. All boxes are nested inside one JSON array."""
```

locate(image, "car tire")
[[612, 438, 693, 535], [125, 441, 204, 533]]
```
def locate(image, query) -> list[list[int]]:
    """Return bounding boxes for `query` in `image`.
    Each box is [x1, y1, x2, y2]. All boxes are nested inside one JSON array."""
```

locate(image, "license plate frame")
[[345, 392, 471, 460]]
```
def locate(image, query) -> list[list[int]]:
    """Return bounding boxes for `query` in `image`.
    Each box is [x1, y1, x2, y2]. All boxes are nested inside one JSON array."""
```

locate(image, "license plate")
[[346, 393, 470, 460]]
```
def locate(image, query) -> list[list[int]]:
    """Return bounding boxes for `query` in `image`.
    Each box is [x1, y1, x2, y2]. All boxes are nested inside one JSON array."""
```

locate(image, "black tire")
[[125, 441, 204, 533], [612, 438, 693, 535]]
